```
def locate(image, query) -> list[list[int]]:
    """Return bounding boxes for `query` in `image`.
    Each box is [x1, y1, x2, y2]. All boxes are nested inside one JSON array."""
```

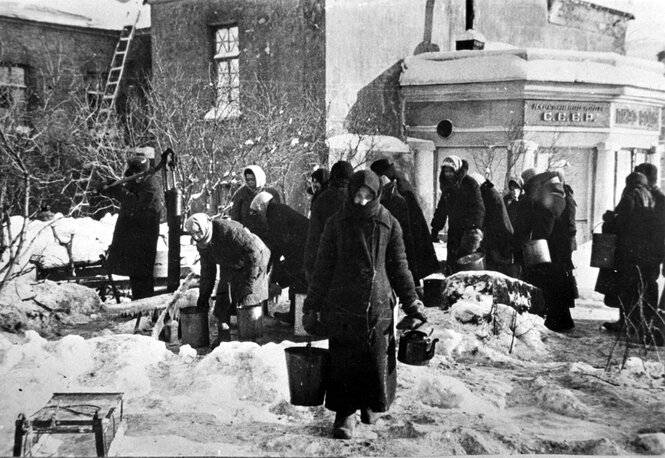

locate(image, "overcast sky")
[[4, 0, 665, 60]]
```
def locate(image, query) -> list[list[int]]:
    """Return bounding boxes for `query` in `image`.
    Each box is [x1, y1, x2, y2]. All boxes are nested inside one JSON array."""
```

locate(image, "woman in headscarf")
[[229, 165, 280, 226], [303, 170, 426, 440], [307, 168, 330, 206], [430, 156, 485, 273], [185, 213, 271, 346]]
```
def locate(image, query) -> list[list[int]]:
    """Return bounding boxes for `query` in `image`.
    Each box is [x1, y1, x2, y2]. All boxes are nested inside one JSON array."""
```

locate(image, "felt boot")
[[360, 407, 378, 425], [332, 411, 356, 439]]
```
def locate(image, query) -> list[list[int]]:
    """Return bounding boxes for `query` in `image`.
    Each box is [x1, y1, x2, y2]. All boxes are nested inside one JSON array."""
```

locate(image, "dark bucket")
[[590, 233, 616, 268], [237, 304, 263, 341], [594, 268, 618, 296], [284, 345, 329, 406], [179, 307, 210, 348], [423, 273, 446, 308], [456, 252, 485, 271]]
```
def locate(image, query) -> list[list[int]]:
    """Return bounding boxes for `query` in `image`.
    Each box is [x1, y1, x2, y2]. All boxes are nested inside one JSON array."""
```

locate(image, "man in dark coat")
[[370, 159, 418, 284], [603, 172, 661, 343], [229, 165, 280, 226], [303, 160, 354, 280], [185, 213, 271, 345], [391, 168, 441, 280], [102, 155, 163, 300], [307, 168, 330, 208], [303, 170, 426, 440], [514, 170, 575, 332], [469, 173, 514, 273], [431, 156, 485, 273], [503, 176, 523, 230], [249, 191, 309, 325]]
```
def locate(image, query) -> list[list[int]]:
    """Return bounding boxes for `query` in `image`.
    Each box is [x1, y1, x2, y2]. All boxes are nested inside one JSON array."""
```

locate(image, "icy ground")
[[1, 285, 664, 456]]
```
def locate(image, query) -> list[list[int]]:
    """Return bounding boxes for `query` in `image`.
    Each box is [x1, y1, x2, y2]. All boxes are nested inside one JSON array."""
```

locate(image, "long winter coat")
[[198, 219, 270, 308], [380, 181, 417, 282], [303, 205, 418, 414], [478, 179, 514, 267], [431, 171, 485, 262], [394, 172, 440, 280], [303, 183, 348, 278], [262, 202, 309, 293], [229, 185, 281, 227], [106, 175, 163, 277]]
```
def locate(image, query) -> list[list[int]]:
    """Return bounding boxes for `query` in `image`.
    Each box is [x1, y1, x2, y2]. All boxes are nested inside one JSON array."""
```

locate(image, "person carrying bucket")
[[302, 170, 427, 440], [185, 213, 271, 346], [514, 169, 576, 332], [430, 156, 485, 274]]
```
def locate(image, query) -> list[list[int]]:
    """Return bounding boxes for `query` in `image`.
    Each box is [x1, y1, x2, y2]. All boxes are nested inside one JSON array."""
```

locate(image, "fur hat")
[[635, 163, 658, 186], [127, 155, 149, 175]]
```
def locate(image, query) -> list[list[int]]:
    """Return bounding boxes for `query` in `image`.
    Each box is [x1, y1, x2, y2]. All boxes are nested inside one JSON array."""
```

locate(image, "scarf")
[[184, 213, 213, 248]]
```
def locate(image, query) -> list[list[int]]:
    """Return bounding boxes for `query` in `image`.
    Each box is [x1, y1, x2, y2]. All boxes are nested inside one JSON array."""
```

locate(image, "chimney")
[[456, 0, 485, 50]]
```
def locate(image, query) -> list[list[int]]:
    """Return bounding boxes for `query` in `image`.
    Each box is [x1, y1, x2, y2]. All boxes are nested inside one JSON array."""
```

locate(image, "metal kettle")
[[397, 327, 439, 366]]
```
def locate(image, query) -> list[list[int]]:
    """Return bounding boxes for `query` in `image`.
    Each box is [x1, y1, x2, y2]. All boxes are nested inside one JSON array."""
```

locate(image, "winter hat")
[[126, 155, 149, 175], [634, 163, 658, 187], [626, 171, 648, 188], [370, 158, 393, 177], [330, 160, 354, 186], [249, 191, 274, 216], [184, 213, 213, 248], [311, 168, 330, 186], [441, 155, 462, 172], [244, 165, 267, 189], [347, 170, 382, 219], [521, 168, 537, 184], [508, 177, 523, 190]]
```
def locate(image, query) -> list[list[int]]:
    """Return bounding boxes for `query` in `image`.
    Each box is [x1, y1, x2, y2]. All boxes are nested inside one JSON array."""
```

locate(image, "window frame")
[[206, 23, 240, 120]]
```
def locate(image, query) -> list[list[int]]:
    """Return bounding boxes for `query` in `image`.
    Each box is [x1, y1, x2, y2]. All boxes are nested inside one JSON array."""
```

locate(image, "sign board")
[[524, 101, 610, 128], [613, 103, 660, 131]]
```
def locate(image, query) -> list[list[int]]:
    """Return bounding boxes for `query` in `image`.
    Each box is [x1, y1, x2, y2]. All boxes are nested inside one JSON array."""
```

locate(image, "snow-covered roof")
[[0, 0, 150, 31], [401, 48, 665, 92], [326, 134, 410, 154]]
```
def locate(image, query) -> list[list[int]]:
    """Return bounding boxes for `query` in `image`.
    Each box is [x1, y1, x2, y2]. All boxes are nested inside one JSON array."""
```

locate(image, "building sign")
[[613, 103, 660, 131], [524, 100, 610, 128]]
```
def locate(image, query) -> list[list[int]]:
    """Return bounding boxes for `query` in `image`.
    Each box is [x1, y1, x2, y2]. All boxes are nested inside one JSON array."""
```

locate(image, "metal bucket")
[[423, 273, 446, 308], [594, 268, 617, 296], [456, 252, 485, 271], [590, 233, 616, 268], [237, 304, 263, 341], [179, 307, 209, 348], [284, 345, 329, 406], [522, 239, 551, 267]]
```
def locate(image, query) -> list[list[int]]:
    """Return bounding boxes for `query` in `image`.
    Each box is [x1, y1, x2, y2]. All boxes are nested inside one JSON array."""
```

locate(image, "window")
[[0, 65, 26, 114], [205, 25, 240, 120]]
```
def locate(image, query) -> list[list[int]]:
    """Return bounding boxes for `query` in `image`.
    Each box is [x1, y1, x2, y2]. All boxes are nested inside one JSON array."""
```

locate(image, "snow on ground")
[[1, 284, 664, 456]]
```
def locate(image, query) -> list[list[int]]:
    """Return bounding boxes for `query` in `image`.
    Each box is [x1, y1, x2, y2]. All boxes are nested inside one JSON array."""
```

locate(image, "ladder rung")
[[110, 67, 123, 72], [106, 81, 119, 86]]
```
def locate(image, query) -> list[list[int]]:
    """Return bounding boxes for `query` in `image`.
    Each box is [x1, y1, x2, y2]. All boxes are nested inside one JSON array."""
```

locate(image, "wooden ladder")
[[95, 10, 141, 129]]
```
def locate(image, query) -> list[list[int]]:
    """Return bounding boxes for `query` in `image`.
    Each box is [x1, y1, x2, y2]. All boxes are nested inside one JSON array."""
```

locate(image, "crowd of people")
[[100, 153, 664, 440]]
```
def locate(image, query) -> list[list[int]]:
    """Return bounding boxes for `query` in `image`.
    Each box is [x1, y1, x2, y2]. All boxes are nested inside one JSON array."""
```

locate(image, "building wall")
[[0, 17, 119, 110], [150, 0, 325, 105]]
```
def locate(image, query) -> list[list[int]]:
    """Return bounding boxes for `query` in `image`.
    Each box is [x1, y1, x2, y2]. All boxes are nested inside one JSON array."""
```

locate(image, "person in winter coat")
[[185, 213, 271, 345], [303, 160, 354, 280], [503, 177, 523, 230], [249, 191, 309, 325], [303, 170, 427, 440], [307, 168, 330, 206], [101, 155, 163, 300], [602, 172, 662, 343], [469, 173, 514, 273], [634, 163, 665, 268], [229, 165, 280, 226], [514, 170, 576, 332], [431, 156, 485, 273], [370, 159, 418, 284], [390, 166, 441, 280]]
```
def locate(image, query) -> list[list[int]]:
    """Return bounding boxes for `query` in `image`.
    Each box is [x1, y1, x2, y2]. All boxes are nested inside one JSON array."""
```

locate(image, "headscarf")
[[634, 163, 658, 188], [329, 160, 354, 187], [468, 172, 486, 187], [184, 213, 213, 248], [508, 177, 523, 190], [311, 168, 330, 188], [249, 191, 274, 217], [244, 165, 267, 189], [441, 155, 462, 173], [346, 170, 382, 220], [370, 158, 393, 177], [521, 168, 537, 184]]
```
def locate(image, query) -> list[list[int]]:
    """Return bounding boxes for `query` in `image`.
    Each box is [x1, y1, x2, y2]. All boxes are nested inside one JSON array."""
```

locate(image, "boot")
[[360, 407, 378, 425], [332, 411, 356, 439], [211, 322, 231, 349], [602, 310, 625, 334]]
